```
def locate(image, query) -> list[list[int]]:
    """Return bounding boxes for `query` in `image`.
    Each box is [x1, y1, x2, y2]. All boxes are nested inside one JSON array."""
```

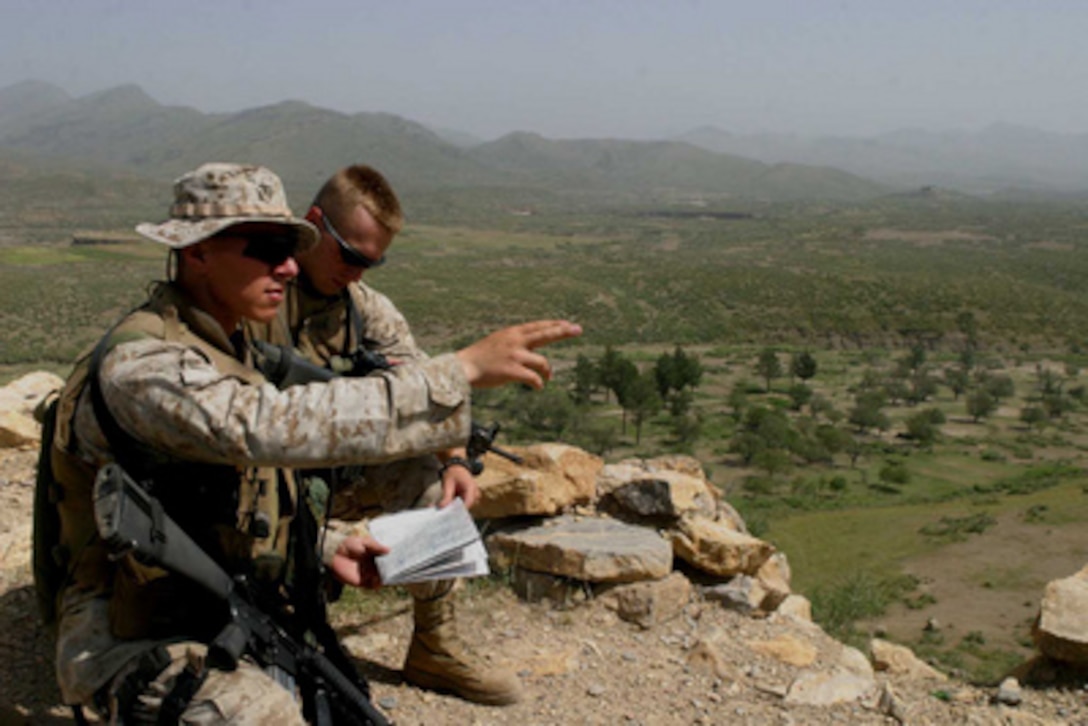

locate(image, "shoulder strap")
[[345, 288, 364, 356], [32, 397, 63, 627], [87, 326, 167, 483]]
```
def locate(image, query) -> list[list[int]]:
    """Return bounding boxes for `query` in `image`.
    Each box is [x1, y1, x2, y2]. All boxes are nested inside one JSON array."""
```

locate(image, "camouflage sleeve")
[[351, 282, 427, 362], [94, 337, 470, 468]]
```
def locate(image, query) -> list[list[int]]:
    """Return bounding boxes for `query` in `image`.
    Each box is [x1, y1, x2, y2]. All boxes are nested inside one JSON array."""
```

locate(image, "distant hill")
[[677, 124, 1088, 195], [0, 81, 887, 209], [466, 132, 881, 201], [0, 80, 72, 128]]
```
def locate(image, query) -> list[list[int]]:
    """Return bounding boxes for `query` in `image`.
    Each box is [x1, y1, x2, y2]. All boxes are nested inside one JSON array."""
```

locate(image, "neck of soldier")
[[178, 277, 241, 338]]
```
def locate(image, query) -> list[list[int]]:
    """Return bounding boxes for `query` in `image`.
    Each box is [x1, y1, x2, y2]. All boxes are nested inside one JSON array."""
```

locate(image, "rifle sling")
[[290, 481, 371, 699], [88, 329, 160, 482]]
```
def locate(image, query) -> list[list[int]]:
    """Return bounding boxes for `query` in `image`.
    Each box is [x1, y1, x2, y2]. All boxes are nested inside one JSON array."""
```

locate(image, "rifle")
[[93, 462, 390, 726]]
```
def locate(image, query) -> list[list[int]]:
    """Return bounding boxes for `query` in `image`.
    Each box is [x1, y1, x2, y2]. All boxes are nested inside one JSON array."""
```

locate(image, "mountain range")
[[677, 125, 1088, 195], [2, 79, 1086, 218], [0, 79, 881, 211]]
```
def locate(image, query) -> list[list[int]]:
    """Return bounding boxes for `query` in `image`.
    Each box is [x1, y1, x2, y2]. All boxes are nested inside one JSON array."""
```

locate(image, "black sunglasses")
[[320, 212, 386, 269], [240, 232, 300, 266]]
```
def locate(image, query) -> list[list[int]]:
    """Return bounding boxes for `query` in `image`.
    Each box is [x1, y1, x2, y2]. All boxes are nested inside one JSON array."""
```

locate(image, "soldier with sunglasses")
[[248, 164, 529, 705], [43, 163, 580, 722]]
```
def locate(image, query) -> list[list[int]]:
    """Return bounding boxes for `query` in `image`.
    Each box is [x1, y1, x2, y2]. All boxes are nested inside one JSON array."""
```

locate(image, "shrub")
[[810, 571, 918, 642], [879, 460, 911, 485], [919, 513, 996, 540]]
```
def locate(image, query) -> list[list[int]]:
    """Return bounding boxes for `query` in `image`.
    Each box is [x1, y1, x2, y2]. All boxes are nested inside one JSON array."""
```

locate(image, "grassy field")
[[3, 193, 1088, 683]]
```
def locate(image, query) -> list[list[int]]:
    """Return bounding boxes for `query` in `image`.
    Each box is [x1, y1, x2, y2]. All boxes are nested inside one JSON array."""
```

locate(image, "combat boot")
[[402, 591, 523, 705]]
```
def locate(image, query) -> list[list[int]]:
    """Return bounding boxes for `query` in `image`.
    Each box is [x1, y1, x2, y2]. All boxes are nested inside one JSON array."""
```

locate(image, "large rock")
[[0, 371, 64, 418], [599, 467, 717, 521], [0, 410, 41, 448], [614, 454, 709, 480], [784, 668, 876, 706], [598, 455, 719, 519], [487, 515, 672, 583], [0, 371, 63, 448], [475, 443, 601, 518], [1033, 564, 1088, 665], [773, 594, 814, 623], [603, 571, 692, 629], [747, 634, 818, 667], [784, 647, 877, 707], [754, 552, 792, 610], [701, 575, 766, 614], [669, 514, 775, 577], [870, 638, 947, 681]]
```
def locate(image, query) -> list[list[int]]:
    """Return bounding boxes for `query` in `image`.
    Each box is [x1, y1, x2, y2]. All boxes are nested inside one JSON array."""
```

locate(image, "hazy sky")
[[2, 0, 1085, 141]]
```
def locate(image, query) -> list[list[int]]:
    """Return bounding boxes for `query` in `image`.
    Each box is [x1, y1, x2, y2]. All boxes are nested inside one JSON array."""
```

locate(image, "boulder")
[[669, 514, 775, 577], [603, 571, 692, 629], [747, 634, 818, 667], [599, 467, 717, 521], [754, 552, 792, 610], [0, 371, 63, 449], [1032, 563, 1088, 665], [784, 667, 877, 707], [475, 443, 601, 518], [0, 371, 64, 418], [487, 515, 672, 583], [0, 410, 41, 448], [701, 575, 765, 614], [773, 594, 814, 623], [870, 638, 947, 681]]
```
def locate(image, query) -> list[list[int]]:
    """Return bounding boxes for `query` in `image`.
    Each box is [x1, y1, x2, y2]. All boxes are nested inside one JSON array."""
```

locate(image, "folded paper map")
[[368, 498, 490, 585]]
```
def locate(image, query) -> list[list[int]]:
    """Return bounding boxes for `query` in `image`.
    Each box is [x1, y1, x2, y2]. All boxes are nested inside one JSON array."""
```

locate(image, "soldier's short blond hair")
[[313, 165, 403, 235]]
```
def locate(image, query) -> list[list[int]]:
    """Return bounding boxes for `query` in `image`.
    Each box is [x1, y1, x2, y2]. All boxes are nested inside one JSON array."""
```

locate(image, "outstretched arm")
[[456, 320, 582, 390]]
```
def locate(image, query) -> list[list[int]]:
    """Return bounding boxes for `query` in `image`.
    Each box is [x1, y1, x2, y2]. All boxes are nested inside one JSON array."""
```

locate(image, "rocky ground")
[[2, 446, 1087, 725]]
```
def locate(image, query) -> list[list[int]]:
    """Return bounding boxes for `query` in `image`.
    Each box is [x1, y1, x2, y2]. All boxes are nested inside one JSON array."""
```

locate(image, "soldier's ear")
[[185, 241, 206, 260], [178, 241, 210, 271], [305, 206, 321, 225]]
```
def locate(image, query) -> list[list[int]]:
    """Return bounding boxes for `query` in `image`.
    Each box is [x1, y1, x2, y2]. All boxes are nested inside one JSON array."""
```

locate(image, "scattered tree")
[[1019, 406, 1047, 430], [849, 391, 890, 433], [571, 354, 599, 405], [790, 351, 818, 383], [984, 374, 1015, 403], [966, 389, 996, 422], [787, 382, 813, 411], [623, 371, 662, 444], [944, 366, 969, 400], [598, 346, 634, 404], [755, 348, 783, 392], [904, 408, 946, 447]]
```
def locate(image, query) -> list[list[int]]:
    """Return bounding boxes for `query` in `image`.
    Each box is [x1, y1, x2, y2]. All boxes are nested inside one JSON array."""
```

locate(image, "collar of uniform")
[[150, 282, 242, 359], [294, 274, 349, 319]]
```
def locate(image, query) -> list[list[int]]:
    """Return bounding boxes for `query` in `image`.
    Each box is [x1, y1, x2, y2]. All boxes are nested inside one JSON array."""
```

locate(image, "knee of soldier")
[[190, 661, 307, 725]]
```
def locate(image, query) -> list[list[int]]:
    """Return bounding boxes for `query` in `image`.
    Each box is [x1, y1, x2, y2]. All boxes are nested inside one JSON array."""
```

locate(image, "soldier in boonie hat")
[[136, 162, 319, 250], [43, 159, 582, 724]]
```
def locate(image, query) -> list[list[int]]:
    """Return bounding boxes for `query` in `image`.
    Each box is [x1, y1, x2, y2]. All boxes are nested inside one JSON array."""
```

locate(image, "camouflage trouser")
[[324, 455, 453, 600], [107, 642, 305, 725]]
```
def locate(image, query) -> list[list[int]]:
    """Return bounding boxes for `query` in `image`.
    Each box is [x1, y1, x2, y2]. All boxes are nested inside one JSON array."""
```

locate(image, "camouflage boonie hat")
[[135, 163, 319, 250]]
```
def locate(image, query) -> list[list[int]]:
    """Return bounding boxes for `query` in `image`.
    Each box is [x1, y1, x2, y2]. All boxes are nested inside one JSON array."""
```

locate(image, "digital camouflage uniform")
[[248, 249, 523, 705], [257, 278, 445, 521], [49, 164, 472, 723]]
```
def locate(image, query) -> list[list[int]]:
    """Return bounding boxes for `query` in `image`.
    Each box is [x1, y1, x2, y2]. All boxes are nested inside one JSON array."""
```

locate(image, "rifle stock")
[[92, 463, 389, 726]]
